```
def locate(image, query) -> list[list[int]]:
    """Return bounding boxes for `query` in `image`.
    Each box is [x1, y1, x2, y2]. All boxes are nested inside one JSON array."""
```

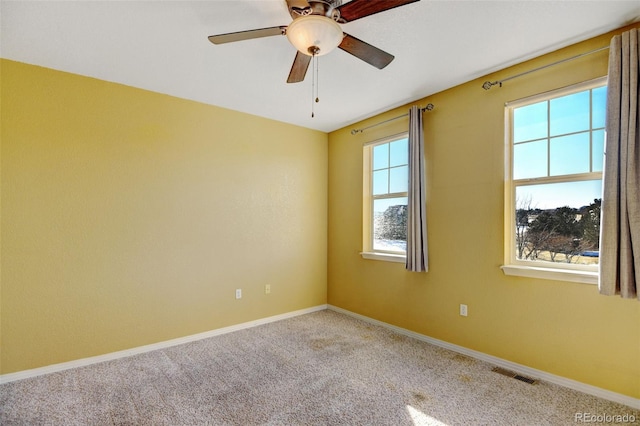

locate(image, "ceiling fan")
[[208, 0, 420, 84]]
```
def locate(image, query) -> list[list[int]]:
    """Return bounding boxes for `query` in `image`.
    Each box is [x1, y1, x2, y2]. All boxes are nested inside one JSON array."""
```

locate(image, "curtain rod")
[[350, 104, 434, 135], [482, 46, 609, 90]]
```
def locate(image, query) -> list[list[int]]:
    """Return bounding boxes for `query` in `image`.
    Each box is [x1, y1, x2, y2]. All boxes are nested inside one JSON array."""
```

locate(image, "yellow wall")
[[1, 59, 328, 373], [328, 25, 640, 399]]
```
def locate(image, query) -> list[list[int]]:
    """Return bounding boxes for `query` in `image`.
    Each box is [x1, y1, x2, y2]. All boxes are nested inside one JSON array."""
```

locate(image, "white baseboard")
[[0, 304, 328, 384], [327, 304, 640, 410]]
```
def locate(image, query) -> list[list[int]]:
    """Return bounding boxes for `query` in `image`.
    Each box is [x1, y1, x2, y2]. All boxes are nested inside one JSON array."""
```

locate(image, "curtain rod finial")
[[482, 81, 495, 90]]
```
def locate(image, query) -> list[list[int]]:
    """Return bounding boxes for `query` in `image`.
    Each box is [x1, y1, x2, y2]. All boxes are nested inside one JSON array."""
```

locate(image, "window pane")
[[514, 101, 547, 142], [389, 139, 408, 167], [515, 181, 601, 265], [373, 197, 407, 252], [514, 140, 547, 179], [389, 166, 408, 193], [373, 143, 388, 170], [550, 91, 590, 136], [372, 170, 388, 195], [550, 133, 590, 176], [592, 86, 607, 129], [592, 129, 604, 172], [516, 180, 602, 210]]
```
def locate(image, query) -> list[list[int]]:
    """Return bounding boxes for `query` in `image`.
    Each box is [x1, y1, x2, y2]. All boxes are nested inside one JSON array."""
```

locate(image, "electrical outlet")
[[235, 289, 242, 299], [265, 284, 271, 295], [460, 304, 468, 317]]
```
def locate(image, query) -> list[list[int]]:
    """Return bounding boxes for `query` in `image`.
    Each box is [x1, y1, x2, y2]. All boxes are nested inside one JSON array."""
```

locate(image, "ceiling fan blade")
[[287, 51, 312, 83], [336, 0, 419, 23], [338, 34, 394, 69], [208, 26, 286, 45]]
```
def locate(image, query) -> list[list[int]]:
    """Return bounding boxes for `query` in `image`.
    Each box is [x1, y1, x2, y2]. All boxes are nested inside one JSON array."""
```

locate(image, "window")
[[503, 78, 606, 283], [362, 134, 408, 262]]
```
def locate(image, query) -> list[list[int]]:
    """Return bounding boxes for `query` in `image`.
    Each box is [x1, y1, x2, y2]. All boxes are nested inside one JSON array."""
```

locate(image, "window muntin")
[[506, 78, 606, 273], [365, 135, 409, 255]]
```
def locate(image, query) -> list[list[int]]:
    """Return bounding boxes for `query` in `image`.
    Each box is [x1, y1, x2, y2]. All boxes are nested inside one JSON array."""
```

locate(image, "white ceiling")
[[2, 1, 639, 132]]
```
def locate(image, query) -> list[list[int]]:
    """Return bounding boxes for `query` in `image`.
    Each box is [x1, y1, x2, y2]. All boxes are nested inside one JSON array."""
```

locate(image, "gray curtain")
[[406, 106, 428, 272], [599, 28, 640, 300]]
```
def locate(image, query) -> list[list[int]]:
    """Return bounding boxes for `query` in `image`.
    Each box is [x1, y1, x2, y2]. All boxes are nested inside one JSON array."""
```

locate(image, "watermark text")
[[575, 412, 637, 423]]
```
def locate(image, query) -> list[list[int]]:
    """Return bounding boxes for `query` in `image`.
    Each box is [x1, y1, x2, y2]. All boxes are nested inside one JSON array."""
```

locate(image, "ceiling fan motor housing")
[[288, 0, 342, 22]]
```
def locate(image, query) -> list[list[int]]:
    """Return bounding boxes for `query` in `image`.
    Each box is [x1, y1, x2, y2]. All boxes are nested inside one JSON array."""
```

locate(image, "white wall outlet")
[[265, 284, 271, 295], [235, 289, 242, 299], [460, 304, 468, 317]]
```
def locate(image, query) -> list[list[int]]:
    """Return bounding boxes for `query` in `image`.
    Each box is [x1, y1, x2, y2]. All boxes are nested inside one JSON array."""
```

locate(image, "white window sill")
[[361, 252, 406, 263], [501, 265, 598, 285]]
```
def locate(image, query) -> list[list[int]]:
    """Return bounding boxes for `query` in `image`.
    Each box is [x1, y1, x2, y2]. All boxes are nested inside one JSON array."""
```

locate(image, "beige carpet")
[[1, 310, 638, 425]]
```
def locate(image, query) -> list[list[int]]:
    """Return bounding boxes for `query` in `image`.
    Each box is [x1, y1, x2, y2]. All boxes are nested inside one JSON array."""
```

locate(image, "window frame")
[[502, 77, 606, 284], [361, 132, 409, 263]]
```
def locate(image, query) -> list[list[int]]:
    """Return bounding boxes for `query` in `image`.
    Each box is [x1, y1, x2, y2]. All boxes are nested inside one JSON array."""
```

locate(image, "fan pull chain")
[[311, 53, 318, 118], [315, 53, 319, 105], [309, 49, 321, 118], [311, 53, 315, 118]]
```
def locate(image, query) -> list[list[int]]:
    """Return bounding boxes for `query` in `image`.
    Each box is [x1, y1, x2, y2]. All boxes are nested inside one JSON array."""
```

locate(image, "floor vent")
[[491, 367, 537, 384], [513, 374, 537, 384]]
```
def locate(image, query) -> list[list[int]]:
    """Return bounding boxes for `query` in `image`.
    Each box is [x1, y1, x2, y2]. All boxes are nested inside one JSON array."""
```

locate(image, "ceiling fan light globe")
[[286, 15, 343, 56]]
